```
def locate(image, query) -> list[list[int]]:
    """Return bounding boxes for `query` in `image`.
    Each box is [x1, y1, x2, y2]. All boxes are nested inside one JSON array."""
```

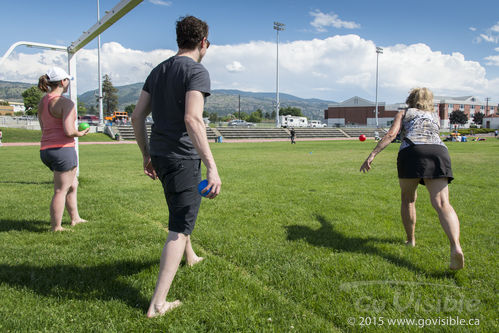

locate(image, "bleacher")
[[292, 128, 346, 138], [217, 127, 289, 139], [115, 125, 150, 140], [341, 128, 387, 138], [116, 125, 218, 141], [114, 124, 387, 141]]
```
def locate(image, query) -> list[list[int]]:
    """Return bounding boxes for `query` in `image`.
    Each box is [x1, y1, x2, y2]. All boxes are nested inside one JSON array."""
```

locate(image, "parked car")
[[228, 119, 255, 127]]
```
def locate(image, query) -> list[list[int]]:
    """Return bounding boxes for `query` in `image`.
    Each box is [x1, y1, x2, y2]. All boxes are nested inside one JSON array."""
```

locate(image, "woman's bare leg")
[[50, 168, 77, 231], [399, 178, 420, 246], [425, 178, 464, 270]]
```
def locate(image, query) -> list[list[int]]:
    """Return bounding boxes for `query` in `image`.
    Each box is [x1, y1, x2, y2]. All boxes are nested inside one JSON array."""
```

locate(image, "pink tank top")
[[40, 94, 75, 150]]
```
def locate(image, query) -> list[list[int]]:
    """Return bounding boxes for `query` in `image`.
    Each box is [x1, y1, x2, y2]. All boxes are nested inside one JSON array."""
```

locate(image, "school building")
[[324, 95, 498, 128]]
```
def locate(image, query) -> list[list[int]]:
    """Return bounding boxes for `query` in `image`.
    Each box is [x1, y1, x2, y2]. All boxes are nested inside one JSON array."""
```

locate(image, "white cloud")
[[310, 10, 360, 32], [485, 55, 499, 66], [225, 61, 245, 72], [469, 27, 477, 32], [148, 0, 172, 6], [480, 33, 497, 43], [1, 37, 498, 103], [491, 22, 499, 33]]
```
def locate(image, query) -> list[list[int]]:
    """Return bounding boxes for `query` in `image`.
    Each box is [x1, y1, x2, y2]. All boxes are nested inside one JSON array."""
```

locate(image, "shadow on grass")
[[285, 214, 455, 279], [0, 260, 153, 312], [0, 219, 47, 233], [0, 180, 52, 185]]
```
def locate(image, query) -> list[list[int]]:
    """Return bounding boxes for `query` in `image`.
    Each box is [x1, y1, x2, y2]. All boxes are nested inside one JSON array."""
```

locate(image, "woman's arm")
[[37, 100, 44, 131], [360, 110, 405, 173], [62, 99, 89, 137]]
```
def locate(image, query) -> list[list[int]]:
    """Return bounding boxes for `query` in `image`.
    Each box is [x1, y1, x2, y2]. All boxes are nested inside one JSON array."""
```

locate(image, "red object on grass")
[[359, 134, 366, 142]]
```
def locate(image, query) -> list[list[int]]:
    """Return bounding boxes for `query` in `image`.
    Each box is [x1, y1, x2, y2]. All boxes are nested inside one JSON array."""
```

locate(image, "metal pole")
[[98, 0, 104, 125], [375, 47, 383, 128], [274, 22, 285, 128]]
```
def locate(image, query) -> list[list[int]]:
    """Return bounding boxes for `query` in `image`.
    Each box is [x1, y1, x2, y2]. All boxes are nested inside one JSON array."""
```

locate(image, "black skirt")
[[397, 144, 454, 185]]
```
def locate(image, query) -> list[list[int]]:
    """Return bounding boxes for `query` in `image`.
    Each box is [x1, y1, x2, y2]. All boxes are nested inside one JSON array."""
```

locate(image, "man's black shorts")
[[151, 156, 201, 235]]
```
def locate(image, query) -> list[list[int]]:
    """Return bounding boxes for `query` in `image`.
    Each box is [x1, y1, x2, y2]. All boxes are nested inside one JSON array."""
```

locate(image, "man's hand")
[[204, 167, 221, 199], [143, 156, 157, 180]]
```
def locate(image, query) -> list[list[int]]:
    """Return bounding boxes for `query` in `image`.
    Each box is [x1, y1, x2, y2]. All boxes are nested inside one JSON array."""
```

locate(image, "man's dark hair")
[[176, 16, 209, 50]]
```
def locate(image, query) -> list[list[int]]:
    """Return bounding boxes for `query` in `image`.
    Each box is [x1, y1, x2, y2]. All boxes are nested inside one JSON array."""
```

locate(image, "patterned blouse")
[[399, 108, 446, 150]]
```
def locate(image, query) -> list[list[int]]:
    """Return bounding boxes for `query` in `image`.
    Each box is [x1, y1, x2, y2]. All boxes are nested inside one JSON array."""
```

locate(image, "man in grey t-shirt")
[[132, 16, 221, 318]]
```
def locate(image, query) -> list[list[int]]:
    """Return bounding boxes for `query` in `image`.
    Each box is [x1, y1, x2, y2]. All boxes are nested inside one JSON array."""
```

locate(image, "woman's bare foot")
[[71, 219, 88, 226], [187, 256, 204, 267], [147, 300, 182, 318], [405, 240, 415, 247], [450, 250, 464, 270]]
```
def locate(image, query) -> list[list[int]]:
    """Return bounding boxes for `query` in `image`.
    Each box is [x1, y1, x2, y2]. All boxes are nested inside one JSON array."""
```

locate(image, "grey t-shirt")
[[143, 55, 211, 159]]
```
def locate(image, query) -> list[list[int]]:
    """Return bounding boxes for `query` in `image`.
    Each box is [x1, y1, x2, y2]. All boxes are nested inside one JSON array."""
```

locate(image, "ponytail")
[[38, 74, 59, 93]]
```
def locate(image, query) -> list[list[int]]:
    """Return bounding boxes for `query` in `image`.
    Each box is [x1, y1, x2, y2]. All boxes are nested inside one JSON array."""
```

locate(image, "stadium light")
[[375, 46, 383, 128], [274, 21, 285, 128]]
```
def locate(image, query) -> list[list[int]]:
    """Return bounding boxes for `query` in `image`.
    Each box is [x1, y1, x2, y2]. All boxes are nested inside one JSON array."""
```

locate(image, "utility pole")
[[274, 21, 285, 128], [238, 94, 241, 119], [375, 46, 383, 128]]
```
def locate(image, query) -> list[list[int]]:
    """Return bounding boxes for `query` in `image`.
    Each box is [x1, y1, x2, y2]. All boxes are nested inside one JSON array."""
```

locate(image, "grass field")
[[0, 127, 113, 143], [0, 139, 497, 332]]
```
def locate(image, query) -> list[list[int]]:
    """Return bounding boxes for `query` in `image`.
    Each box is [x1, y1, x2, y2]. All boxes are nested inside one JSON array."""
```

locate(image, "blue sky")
[[1, 0, 499, 103]]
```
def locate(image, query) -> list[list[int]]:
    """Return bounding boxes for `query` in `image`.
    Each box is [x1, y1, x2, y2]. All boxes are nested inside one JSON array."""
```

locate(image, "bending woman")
[[360, 87, 464, 270], [38, 67, 90, 231]]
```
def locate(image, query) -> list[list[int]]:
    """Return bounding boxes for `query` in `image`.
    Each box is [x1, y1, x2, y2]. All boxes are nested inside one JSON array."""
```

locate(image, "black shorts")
[[40, 147, 78, 172], [397, 144, 453, 185], [151, 156, 202, 235]]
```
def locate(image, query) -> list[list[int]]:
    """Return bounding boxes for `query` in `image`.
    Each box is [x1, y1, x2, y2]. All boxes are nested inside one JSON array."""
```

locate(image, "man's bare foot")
[[405, 240, 415, 247], [187, 256, 204, 267], [147, 300, 182, 318], [71, 219, 88, 226], [51, 227, 73, 232], [450, 250, 464, 270]]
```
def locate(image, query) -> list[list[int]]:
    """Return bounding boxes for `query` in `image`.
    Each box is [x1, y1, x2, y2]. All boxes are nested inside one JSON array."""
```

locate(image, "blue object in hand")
[[198, 179, 211, 197]]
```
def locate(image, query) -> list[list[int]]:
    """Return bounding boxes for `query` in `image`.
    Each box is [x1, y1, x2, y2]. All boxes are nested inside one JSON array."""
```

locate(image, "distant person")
[[0, 128, 3, 146], [495, 129, 498, 138], [37, 67, 89, 231], [290, 127, 296, 144], [360, 87, 464, 270], [374, 130, 381, 141], [132, 16, 221, 318]]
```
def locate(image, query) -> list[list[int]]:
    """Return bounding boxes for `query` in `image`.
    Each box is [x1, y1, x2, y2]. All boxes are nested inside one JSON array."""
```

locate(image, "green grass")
[[0, 140, 497, 332], [0, 127, 113, 143]]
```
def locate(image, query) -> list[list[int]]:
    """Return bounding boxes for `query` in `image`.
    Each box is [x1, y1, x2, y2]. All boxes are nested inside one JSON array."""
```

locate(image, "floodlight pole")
[[274, 21, 285, 128], [97, 0, 104, 125], [375, 46, 383, 128]]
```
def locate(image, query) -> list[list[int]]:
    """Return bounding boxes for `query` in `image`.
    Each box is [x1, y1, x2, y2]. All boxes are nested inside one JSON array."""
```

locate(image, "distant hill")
[[0, 80, 337, 120], [0, 80, 34, 102], [79, 84, 336, 120]]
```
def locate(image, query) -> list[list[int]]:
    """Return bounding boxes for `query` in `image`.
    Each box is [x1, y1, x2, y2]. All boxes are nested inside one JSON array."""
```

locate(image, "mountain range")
[[0, 80, 336, 120]]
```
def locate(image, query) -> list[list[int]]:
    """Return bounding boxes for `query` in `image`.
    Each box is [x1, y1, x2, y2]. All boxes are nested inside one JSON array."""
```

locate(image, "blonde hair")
[[405, 87, 434, 111]]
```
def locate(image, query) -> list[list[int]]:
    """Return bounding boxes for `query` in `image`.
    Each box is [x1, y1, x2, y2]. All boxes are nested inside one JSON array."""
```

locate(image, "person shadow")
[[0, 260, 153, 312], [285, 214, 454, 278], [0, 219, 47, 233]]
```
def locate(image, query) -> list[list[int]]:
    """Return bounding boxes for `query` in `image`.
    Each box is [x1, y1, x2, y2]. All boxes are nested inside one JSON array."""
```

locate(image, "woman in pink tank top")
[[37, 67, 90, 232]]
